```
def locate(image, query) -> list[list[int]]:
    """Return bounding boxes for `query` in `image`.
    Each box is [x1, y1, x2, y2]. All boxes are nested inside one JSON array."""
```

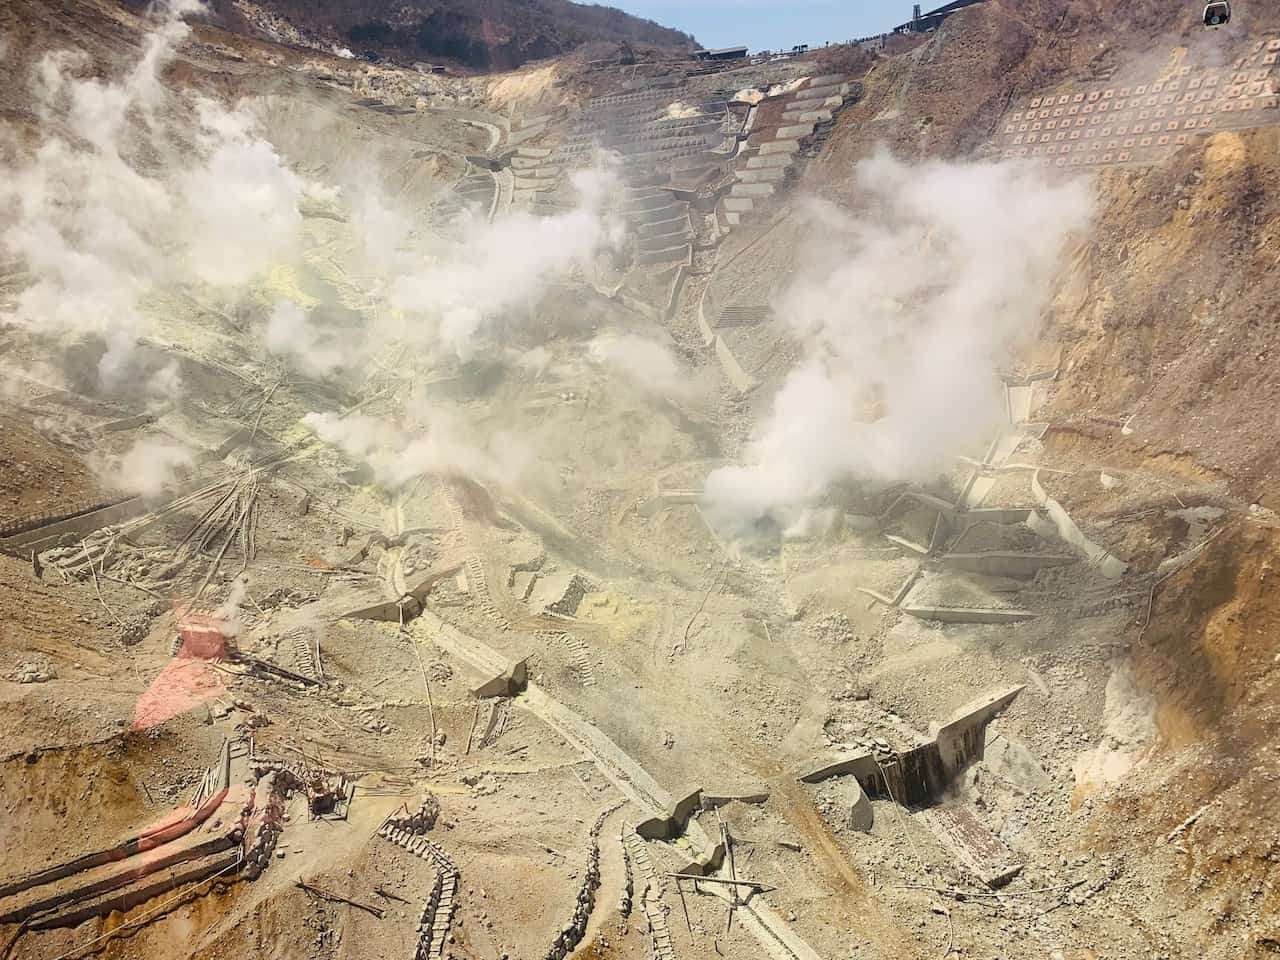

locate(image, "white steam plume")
[[0, 1, 308, 390], [266, 160, 622, 386], [265, 300, 346, 377], [303, 408, 533, 491], [516, 345, 553, 378], [351, 186, 415, 270], [703, 148, 1092, 536], [180, 102, 304, 287], [0, 5, 634, 499], [281, 161, 626, 478], [214, 575, 249, 639], [387, 164, 625, 360], [99, 438, 195, 497], [590, 333, 690, 398]]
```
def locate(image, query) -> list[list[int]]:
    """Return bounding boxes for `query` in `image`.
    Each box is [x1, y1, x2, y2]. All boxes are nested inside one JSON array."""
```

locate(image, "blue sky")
[[607, 1, 924, 53]]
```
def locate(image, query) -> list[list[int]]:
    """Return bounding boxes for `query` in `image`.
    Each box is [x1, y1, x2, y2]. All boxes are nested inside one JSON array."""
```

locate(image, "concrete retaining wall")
[[775, 123, 815, 139], [0, 741, 239, 908], [797, 748, 879, 784], [745, 152, 794, 169], [920, 804, 1022, 888], [0, 497, 123, 541], [697, 285, 716, 344], [471, 656, 529, 699], [900, 604, 1038, 624], [636, 786, 703, 840], [736, 167, 786, 184], [796, 686, 1023, 807], [1030, 471, 1128, 578], [939, 552, 1076, 578], [664, 262, 691, 322], [934, 685, 1024, 779], [0, 476, 204, 553]]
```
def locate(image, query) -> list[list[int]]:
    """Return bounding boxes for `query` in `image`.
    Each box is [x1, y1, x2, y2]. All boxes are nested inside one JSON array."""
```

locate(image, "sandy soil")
[[2, 2, 1279, 960]]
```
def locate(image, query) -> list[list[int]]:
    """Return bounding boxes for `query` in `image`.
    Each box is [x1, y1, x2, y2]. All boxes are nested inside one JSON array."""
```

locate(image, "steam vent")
[[1, 2, 1279, 959]]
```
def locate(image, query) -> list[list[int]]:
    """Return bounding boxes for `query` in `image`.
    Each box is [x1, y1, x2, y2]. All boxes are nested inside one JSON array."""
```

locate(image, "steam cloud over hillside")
[[703, 149, 1093, 538], [1, 4, 1090, 522], [0, 1, 624, 496], [0, 0, 305, 394]]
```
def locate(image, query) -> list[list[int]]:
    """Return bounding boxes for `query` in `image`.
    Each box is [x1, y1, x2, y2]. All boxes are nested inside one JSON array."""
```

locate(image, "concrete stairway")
[[621, 828, 675, 960], [722, 75, 856, 228], [536, 630, 597, 687], [465, 556, 511, 631], [380, 825, 459, 960]]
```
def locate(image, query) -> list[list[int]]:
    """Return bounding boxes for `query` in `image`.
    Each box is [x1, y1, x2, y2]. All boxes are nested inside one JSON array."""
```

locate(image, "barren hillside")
[[202, 0, 696, 70], [2, 1, 1279, 959]]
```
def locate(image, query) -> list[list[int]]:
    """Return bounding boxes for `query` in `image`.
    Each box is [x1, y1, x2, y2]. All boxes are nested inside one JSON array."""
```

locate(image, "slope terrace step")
[[603, 119, 720, 142], [783, 109, 833, 123], [798, 82, 848, 100], [775, 122, 816, 139], [638, 230, 693, 252], [786, 95, 830, 112], [622, 192, 675, 212], [759, 139, 801, 155], [638, 215, 689, 237], [519, 167, 562, 180], [628, 171, 672, 189], [628, 204, 685, 226], [636, 243, 690, 266], [793, 87, 847, 108], [745, 152, 794, 169], [736, 167, 786, 184], [617, 136, 718, 158], [621, 148, 719, 168], [624, 185, 669, 199], [618, 134, 717, 155]]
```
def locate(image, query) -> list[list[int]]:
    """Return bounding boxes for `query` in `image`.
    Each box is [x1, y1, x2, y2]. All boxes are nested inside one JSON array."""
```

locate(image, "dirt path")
[[572, 804, 630, 959], [414, 609, 826, 960]]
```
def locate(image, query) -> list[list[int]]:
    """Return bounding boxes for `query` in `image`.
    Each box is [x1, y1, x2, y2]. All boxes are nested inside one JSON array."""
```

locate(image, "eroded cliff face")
[[1087, 522, 1280, 955], [211, 0, 694, 71], [3, 0, 1280, 957], [1048, 128, 1280, 506], [803, 5, 1280, 951]]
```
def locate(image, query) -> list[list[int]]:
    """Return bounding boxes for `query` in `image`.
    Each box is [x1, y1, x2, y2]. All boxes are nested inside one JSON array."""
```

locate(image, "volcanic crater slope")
[[1, 2, 1279, 960]]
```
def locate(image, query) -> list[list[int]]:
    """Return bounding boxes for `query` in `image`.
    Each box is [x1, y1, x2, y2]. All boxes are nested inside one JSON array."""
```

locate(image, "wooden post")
[[675, 878, 694, 942], [465, 703, 480, 754], [721, 814, 737, 934]]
